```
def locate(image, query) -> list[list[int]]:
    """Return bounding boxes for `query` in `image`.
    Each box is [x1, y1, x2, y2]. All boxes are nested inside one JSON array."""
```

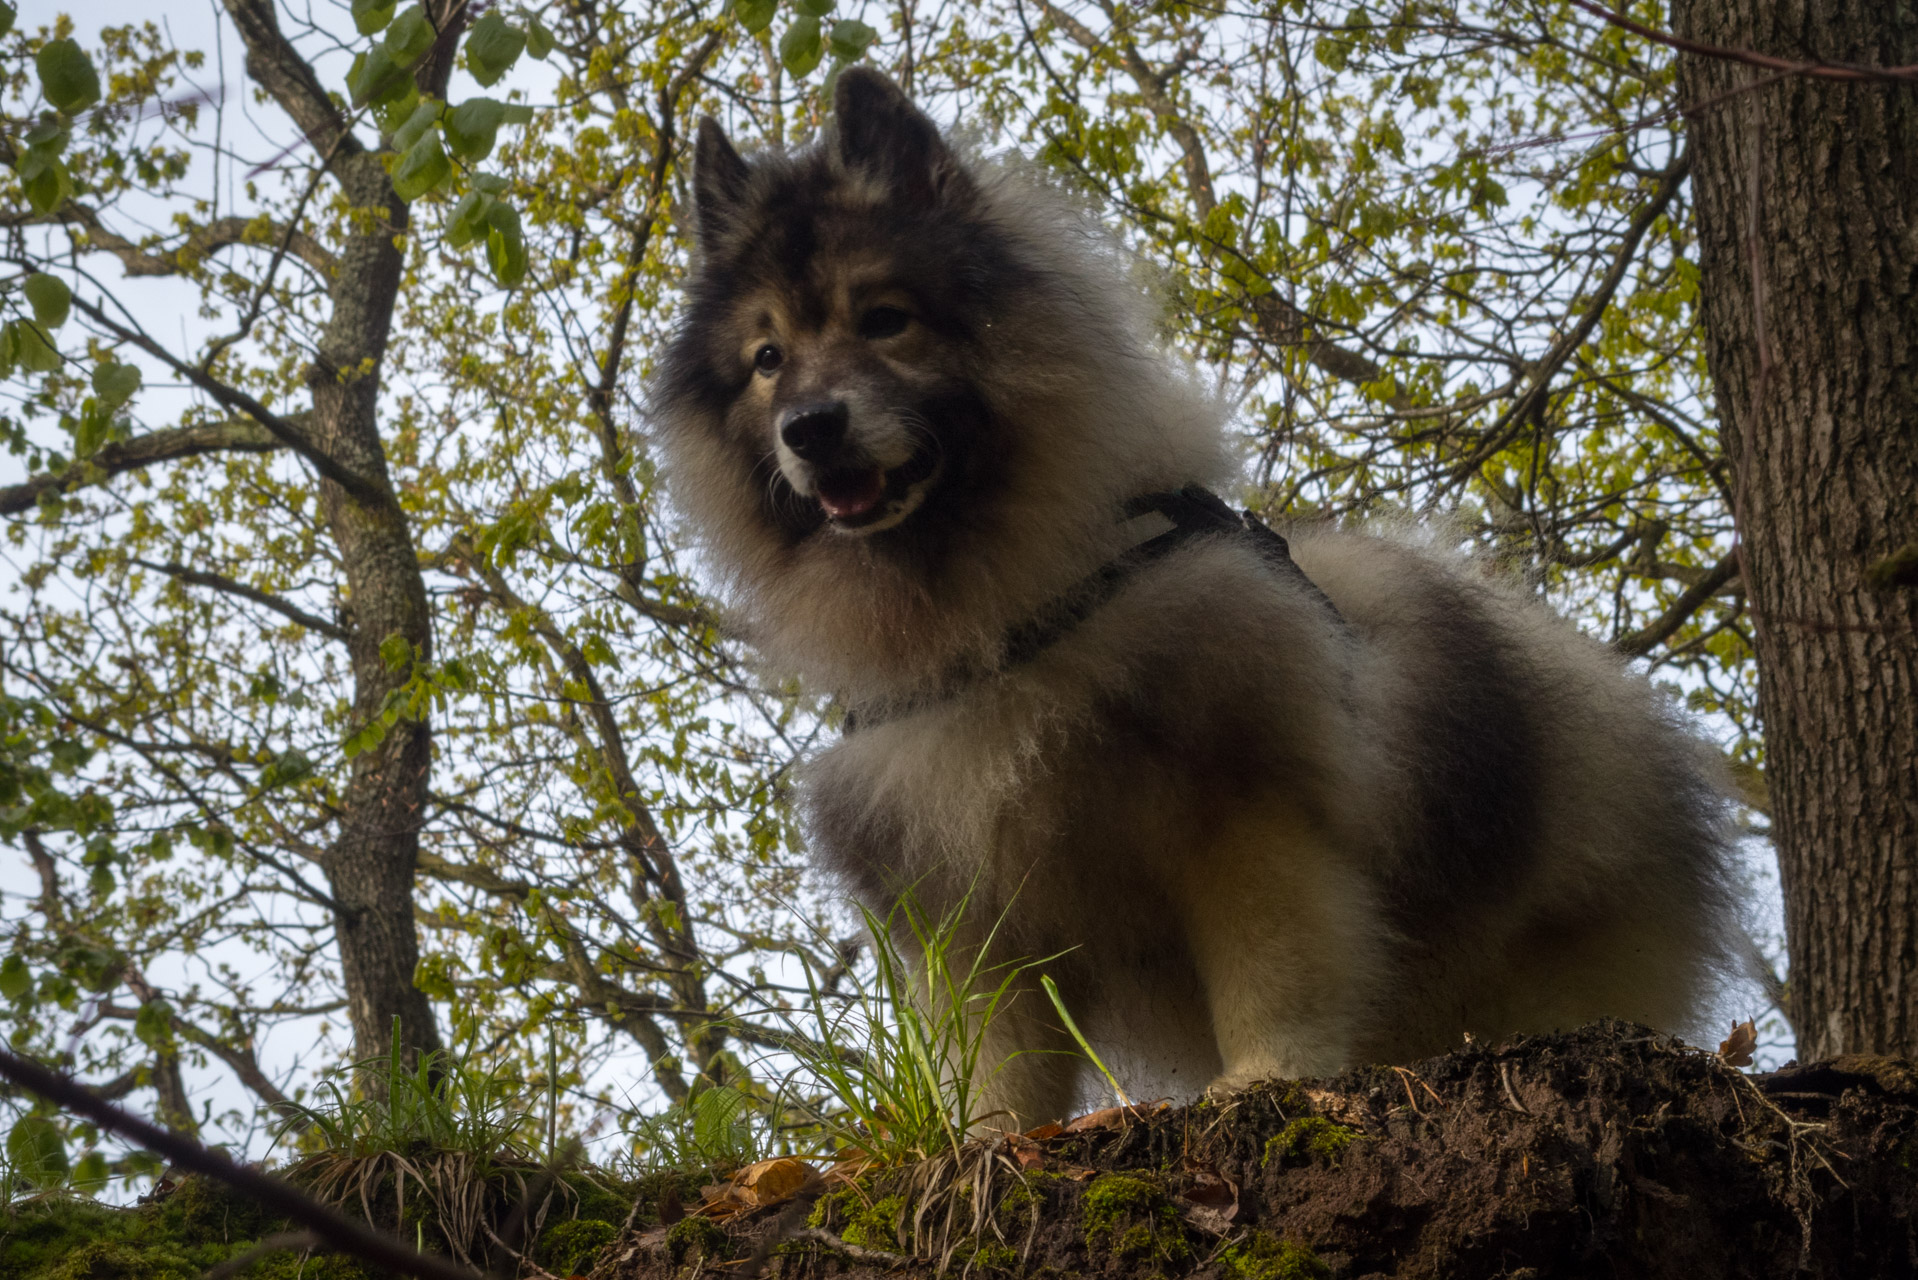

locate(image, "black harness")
[[843, 485, 1342, 733]]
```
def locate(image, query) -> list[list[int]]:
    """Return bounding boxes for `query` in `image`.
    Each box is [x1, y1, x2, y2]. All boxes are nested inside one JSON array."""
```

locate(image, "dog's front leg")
[[1174, 812, 1383, 1092], [970, 979, 1084, 1131]]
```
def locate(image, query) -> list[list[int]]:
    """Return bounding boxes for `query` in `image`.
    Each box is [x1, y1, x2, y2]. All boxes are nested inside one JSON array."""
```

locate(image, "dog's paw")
[[1203, 1067, 1285, 1099]]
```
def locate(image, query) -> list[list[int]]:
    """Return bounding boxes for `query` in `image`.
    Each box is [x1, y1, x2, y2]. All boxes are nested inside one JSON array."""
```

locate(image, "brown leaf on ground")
[[1062, 1100, 1169, 1133], [1719, 1019, 1758, 1068], [734, 1157, 815, 1205], [1023, 1122, 1064, 1140], [1000, 1132, 1047, 1170], [695, 1157, 819, 1218], [1176, 1158, 1242, 1233]]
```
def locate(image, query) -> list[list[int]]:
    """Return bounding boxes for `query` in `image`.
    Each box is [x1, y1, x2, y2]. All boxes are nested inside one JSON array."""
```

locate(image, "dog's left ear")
[[834, 67, 968, 208]]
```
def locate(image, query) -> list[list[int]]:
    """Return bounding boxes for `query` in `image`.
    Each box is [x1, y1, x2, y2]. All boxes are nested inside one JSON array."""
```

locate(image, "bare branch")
[[14, 206, 340, 278], [131, 558, 349, 641], [0, 418, 288, 516], [68, 295, 384, 504], [1449, 147, 1694, 482], [220, 0, 366, 162], [1615, 553, 1740, 657]]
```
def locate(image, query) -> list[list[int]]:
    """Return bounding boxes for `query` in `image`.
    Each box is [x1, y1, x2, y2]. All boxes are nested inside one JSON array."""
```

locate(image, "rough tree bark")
[[221, 0, 467, 1066], [1673, 0, 1918, 1058]]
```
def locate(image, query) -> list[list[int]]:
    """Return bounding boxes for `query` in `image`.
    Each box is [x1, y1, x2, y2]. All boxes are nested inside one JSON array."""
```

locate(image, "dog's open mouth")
[[815, 466, 887, 521], [813, 445, 941, 529]]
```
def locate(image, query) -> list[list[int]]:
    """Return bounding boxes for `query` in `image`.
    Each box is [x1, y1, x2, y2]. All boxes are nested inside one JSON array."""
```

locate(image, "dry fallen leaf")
[[1062, 1100, 1169, 1133], [733, 1157, 816, 1206], [1000, 1133, 1047, 1170], [1023, 1122, 1064, 1141], [1175, 1162, 1241, 1234], [1718, 1019, 1758, 1068], [693, 1156, 818, 1219]]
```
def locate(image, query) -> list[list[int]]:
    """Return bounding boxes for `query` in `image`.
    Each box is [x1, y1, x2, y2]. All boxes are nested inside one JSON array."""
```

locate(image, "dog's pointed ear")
[[834, 67, 967, 208], [693, 116, 751, 242]]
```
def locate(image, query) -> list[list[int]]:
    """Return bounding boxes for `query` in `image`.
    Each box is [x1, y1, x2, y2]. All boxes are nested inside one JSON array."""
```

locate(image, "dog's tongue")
[[817, 467, 886, 521]]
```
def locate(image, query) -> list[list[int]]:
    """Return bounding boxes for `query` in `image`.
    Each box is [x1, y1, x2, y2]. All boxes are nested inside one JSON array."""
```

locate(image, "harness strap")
[[843, 485, 1341, 732]]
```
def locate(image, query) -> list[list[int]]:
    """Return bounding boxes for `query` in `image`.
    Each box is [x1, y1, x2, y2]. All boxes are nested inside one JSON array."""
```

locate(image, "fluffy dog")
[[653, 68, 1741, 1124]]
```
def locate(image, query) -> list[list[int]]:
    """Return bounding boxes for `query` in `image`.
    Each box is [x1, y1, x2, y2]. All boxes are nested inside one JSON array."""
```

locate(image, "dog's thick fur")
[[654, 69, 1741, 1124]]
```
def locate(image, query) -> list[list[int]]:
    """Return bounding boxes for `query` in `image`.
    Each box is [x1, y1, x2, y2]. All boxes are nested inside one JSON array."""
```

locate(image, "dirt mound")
[[588, 1022, 1918, 1280]]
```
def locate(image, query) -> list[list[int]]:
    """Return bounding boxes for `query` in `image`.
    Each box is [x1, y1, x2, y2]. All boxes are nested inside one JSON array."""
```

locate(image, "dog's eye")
[[753, 344, 783, 373], [858, 306, 910, 340]]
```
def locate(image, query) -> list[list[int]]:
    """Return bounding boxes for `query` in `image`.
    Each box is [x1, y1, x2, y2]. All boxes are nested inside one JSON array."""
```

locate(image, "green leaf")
[[444, 97, 507, 164], [352, 0, 397, 35], [18, 155, 71, 214], [485, 199, 527, 287], [380, 632, 413, 671], [383, 4, 436, 67], [259, 749, 315, 790], [0, 955, 30, 1003], [444, 189, 496, 249], [828, 17, 876, 61], [91, 361, 141, 407], [73, 402, 110, 457], [11, 320, 61, 374], [391, 99, 442, 152], [465, 13, 525, 88], [525, 18, 554, 59], [71, 1151, 109, 1195], [7, 1116, 67, 1188], [780, 14, 824, 77], [793, 0, 833, 14], [391, 130, 451, 201], [731, 0, 777, 34], [133, 998, 173, 1049], [501, 102, 534, 125], [24, 273, 71, 330], [35, 39, 101, 116], [88, 863, 113, 897], [0, 3, 15, 40]]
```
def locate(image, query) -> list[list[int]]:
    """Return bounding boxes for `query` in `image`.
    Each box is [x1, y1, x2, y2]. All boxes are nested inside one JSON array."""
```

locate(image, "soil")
[[587, 1022, 1918, 1280]]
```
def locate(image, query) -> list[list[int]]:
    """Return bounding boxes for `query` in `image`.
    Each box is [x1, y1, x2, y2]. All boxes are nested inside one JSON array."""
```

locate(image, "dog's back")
[[1289, 530, 1738, 1064]]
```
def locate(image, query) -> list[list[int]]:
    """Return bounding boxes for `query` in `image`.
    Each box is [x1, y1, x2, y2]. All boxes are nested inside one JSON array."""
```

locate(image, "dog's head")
[[657, 68, 1007, 541]]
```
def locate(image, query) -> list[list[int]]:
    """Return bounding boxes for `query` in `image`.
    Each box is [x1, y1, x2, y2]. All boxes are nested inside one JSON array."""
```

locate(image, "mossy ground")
[[0, 1166, 637, 1280]]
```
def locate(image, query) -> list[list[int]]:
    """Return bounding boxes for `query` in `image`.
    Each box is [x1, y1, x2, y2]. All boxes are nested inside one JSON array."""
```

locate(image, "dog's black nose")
[[780, 402, 849, 462]]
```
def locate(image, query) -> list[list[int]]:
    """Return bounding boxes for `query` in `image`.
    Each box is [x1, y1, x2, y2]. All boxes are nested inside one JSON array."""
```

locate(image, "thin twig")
[[1571, 0, 1918, 82]]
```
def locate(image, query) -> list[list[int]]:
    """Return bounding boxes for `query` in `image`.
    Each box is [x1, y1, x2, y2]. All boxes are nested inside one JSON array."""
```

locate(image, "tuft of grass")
[[269, 1018, 565, 1267], [273, 1018, 534, 1160], [623, 1082, 774, 1174], [772, 888, 1065, 1163]]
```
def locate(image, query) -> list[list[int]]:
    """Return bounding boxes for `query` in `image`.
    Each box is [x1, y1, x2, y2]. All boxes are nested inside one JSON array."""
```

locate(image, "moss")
[[1262, 1117, 1357, 1168], [0, 1192, 276, 1280], [565, 1170, 640, 1227], [837, 1193, 907, 1250], [252, 1253, 376, 1280], [1081, 1174, 1189, 1267], [540, 1218, 618, 1274], [1221, 1232, 1331, 1280], [1081, 1173, 1161, 1235], [998, 1171, 1060, 1218], [665, 1214, 730, 1264], [972, 1241, 1020, 1271]]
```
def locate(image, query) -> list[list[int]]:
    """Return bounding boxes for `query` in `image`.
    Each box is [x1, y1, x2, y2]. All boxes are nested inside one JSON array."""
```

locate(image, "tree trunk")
[[315, 149, 443, 1068], [1673, 0, 1918, 1058], [221, 0, 467, 1068]]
